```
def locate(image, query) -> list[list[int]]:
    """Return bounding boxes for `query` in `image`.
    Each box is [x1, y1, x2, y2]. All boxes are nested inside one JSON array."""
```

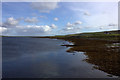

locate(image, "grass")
[[47, 30, 120, 41]]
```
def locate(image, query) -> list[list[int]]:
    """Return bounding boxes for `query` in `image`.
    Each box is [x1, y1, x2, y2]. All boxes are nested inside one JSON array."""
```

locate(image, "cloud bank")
[[1, 17, 57, 36]]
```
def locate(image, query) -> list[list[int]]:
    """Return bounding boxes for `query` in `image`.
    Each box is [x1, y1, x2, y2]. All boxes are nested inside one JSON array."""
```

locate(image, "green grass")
[[49, 30, 120, 41]]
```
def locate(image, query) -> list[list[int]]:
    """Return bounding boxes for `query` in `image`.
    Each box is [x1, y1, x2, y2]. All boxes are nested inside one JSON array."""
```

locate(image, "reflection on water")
[[2, 37, 120, 78], [62, 38, 120, 77]]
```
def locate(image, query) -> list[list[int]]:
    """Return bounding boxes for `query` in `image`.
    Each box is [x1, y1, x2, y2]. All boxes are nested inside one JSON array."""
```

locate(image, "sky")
[[0, 2, 118, 36]]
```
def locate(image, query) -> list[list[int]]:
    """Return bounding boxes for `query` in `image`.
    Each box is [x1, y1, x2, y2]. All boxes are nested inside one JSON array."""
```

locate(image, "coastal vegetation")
[[42, 30, 120, 42]]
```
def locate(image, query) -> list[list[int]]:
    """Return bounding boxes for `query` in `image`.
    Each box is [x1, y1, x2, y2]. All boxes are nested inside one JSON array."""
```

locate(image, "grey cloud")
[[83, 12, 91, 16], [108, 23, 118, 26], [74, 21, 82, 25]]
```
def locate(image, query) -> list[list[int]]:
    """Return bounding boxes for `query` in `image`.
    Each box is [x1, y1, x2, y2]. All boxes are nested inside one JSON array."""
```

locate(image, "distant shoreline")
[[36, 30, 120, 42]]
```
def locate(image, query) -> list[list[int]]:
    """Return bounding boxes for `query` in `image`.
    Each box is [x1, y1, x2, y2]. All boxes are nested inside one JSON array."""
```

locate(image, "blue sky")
[[1, 2, 118, 36]]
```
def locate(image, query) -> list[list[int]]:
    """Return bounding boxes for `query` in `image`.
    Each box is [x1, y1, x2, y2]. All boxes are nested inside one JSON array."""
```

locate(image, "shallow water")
[[2, 37, 119, 78]]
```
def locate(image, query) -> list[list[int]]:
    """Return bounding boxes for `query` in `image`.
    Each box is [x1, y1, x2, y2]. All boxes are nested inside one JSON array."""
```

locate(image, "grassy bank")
[[42, 30, 120, 42]]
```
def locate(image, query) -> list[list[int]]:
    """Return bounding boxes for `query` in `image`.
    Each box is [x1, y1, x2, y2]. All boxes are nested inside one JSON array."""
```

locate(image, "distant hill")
[[47, 30, 120, 41]]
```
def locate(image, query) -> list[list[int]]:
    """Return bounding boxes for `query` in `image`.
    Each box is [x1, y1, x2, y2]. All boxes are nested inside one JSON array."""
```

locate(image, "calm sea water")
[[2, 37, 117, 78]]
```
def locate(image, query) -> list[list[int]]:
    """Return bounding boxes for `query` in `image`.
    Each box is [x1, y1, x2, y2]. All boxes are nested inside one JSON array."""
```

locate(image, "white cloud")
[[61, 21, 82, 34], [50, 24, 57, 29], [4, 25, 53, 36], [61, 27, 81, 34], [3, 17, 19, 27], [0, 27, 8, 35], [66, 22, 74, 27], [17, 25, 51, 32], [24, 17, 38, 23], [66, 21, 82, 28], [31, 2, 59, 13], [2, 17, 58, 36], [0, 27, 7, 32], [54, 17, 58, 21]]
